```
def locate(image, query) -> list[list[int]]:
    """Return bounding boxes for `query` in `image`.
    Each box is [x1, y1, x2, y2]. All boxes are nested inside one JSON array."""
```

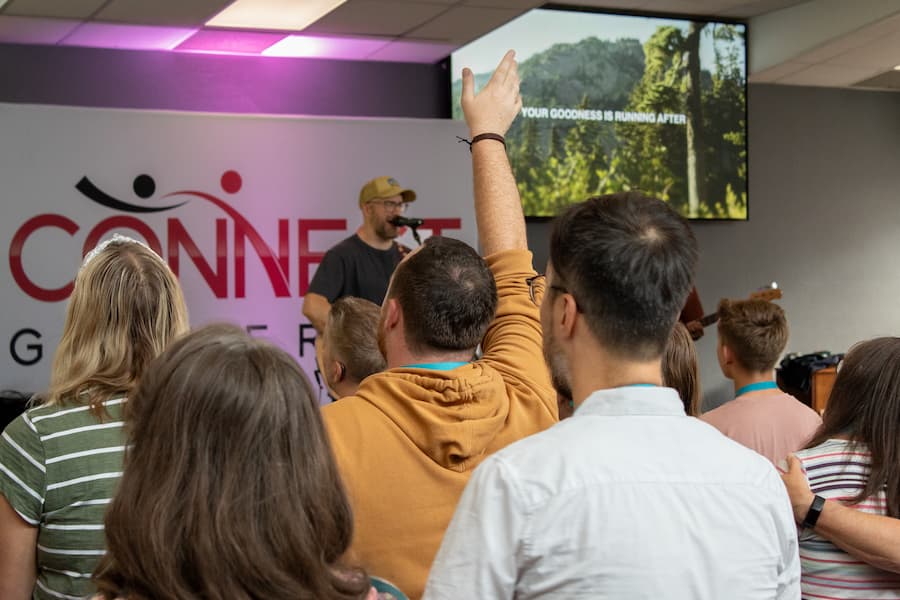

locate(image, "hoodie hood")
[[354, 362, 510, 471]]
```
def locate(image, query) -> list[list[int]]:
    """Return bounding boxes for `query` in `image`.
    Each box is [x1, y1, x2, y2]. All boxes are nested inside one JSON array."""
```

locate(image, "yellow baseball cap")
[[359, 176, 416, 208]]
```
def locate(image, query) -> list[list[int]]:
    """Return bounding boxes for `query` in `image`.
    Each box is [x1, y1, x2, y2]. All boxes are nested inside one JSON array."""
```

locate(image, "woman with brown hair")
[[789, 337, 900, 598], [663, 322, 702, 416], [0, 236, 189, 599], [93, 324, 379, 600]]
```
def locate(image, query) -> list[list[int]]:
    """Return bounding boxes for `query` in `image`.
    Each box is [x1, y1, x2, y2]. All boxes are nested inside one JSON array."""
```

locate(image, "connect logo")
[[9, 170, 462, 303], [8, 170, 351, 302]]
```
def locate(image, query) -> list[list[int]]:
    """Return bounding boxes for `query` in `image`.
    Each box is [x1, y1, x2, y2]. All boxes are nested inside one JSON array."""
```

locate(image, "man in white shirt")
[[423, 69, 800, 597]]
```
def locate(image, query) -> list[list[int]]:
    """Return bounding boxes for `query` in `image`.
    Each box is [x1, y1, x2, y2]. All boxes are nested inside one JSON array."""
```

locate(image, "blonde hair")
[[46, 239, 189, 415]]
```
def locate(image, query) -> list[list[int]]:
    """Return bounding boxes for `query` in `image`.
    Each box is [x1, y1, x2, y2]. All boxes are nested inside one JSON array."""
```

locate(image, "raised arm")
[[461, 50, 525, 256], [782, 454, 900, 573], [302, 292, 332, 335]]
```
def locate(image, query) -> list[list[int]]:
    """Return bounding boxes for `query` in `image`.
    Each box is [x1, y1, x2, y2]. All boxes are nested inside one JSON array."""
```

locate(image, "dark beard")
[[542, 329, 573, 402]]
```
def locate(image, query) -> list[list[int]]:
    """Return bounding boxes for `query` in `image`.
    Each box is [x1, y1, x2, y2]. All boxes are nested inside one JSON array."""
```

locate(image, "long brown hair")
[[805, 337, 900, 517], [46, 238, 188, 414], [93, 324, 370, 600], [663, 322, 702, 416]]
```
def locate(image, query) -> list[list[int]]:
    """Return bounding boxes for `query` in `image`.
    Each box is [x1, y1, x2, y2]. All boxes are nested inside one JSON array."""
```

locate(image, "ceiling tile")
[[828, 30, 900, 70], [0, 14, 80, 43], [304, 1, 449, 36], [263, 34, 389, 59], [367, 37, 457, 61], [93, 0, 231, 27], [853, 68, 900, 90], [3, 0, 108, 19], [748, 59, 812, 82], [62, 22, 197, 50], [720, 0, 810, 18], [407, 5, 523, 42], [780, 62, 883, 87], [176, 28, 287, 54], [544, 0, 649, 10], [461, 0, 542, 8]]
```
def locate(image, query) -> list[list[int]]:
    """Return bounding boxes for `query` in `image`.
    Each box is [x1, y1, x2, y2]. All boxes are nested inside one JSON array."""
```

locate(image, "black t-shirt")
[[308, 234, 405, 305]]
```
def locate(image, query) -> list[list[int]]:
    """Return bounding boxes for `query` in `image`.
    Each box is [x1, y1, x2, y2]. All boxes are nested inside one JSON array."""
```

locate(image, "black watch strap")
[[802, 494, 826, 529]]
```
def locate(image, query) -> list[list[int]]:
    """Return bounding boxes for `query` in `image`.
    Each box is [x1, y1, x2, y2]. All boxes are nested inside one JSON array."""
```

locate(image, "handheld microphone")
[[390, 216, 424, 228]]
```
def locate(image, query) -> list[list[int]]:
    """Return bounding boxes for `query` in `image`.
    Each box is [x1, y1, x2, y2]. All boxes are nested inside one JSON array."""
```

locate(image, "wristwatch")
[[802, 495, 826, 529]]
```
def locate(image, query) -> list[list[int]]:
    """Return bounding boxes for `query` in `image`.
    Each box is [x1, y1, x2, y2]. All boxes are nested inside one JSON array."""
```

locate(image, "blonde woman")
[[0, 236, 188, 600]]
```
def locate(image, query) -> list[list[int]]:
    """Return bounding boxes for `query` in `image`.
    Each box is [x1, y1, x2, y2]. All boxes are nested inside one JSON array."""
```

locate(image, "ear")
[[557, 294, 579, 339], [383, 297, 402, 332], [328, 360, 345, 383], [720, 342, 736, 366]]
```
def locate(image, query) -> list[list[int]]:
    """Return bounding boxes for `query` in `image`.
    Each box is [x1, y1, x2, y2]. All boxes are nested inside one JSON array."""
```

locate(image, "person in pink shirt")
[[701, 298, 821, 464]]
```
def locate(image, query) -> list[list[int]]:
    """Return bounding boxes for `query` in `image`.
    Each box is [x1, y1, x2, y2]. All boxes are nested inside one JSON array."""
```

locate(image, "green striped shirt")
[[0, 397, 126, 600]]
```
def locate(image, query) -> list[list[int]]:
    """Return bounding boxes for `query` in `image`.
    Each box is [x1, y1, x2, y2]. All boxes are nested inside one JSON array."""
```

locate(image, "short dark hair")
[[326, 297, 386, 384], [389, 236, 497, 353], [549, 192, 698, 360], [717, 298, 788, 372]]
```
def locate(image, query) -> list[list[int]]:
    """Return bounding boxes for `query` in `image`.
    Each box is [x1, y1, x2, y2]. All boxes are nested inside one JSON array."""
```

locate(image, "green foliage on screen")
[[451, 23, 747, 220]]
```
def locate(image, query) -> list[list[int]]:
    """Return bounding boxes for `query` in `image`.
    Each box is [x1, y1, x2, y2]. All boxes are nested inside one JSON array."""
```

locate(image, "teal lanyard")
[[403, 361, 469, 371], [735, 381, 778, 397]]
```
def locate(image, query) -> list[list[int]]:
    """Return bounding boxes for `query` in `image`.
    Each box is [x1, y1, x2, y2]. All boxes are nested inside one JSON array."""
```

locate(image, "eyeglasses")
[[525, 273, 579, 310], [370, 199, 409, 213], [526, 274, 545, 305]]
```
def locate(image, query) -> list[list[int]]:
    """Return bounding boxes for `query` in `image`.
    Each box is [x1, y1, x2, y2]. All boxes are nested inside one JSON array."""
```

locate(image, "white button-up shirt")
[[424, 386, 800, 599]]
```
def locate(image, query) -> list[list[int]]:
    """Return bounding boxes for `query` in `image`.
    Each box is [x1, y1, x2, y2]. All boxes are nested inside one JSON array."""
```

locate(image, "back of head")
[[48, 238, 188, 411], [807, 337, 900, 517], [549, 192, 698, 360], [717, 298, 788, 372], [389, 236, 497, 354], [663, 323, 701, 416], [95, 324, 368, 600], [325, 297, 386, 384]]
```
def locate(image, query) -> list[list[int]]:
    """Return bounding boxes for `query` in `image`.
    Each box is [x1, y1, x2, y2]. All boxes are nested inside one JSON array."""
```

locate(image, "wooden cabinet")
[[811, 366, 837, 415]]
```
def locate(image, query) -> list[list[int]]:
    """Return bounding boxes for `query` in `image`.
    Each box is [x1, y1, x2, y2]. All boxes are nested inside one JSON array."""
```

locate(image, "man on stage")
[[303, 176, 415, 334]]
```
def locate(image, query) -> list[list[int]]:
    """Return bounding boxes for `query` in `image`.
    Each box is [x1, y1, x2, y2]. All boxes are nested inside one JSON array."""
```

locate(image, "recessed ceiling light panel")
[[206, 0, 347, 32]]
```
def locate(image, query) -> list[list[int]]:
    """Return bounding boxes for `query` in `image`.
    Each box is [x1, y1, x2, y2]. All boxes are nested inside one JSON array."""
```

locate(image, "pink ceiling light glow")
[[263, 35, 388, 60], [63, 23, 196, 51], [175, 29, 287, 55]]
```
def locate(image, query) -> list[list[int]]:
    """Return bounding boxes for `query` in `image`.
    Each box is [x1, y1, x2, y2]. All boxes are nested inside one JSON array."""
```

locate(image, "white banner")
[[0, 103, 476, 396]]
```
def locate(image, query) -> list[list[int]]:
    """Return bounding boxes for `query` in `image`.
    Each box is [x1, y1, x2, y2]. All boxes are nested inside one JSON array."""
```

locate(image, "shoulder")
[[326, 235, 365, 256], [26, 397, 126, 434], [698, 400, 734, 424], [795, 439, 857, 462]]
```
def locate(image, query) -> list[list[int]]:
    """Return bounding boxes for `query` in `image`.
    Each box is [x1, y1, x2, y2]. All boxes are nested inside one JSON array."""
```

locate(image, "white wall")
[[692, 83, 900, 409]]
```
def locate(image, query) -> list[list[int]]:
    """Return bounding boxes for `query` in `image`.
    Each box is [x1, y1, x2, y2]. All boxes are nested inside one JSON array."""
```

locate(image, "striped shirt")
[[796, 439, 900, 599], [0, 397, 126, 600]]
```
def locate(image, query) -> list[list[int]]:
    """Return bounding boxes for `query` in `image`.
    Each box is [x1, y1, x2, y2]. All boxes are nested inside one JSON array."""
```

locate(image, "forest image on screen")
[[452, 9, 747, 219]]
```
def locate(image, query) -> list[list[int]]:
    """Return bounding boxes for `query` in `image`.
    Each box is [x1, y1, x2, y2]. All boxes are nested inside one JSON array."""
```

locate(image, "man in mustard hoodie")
[[322, 50, 556, 599]]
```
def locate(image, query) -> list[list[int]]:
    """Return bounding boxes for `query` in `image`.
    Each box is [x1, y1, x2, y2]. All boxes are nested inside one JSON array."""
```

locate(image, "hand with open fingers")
[[460, 49, 522, 137], [780, 454, 815, 523]]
